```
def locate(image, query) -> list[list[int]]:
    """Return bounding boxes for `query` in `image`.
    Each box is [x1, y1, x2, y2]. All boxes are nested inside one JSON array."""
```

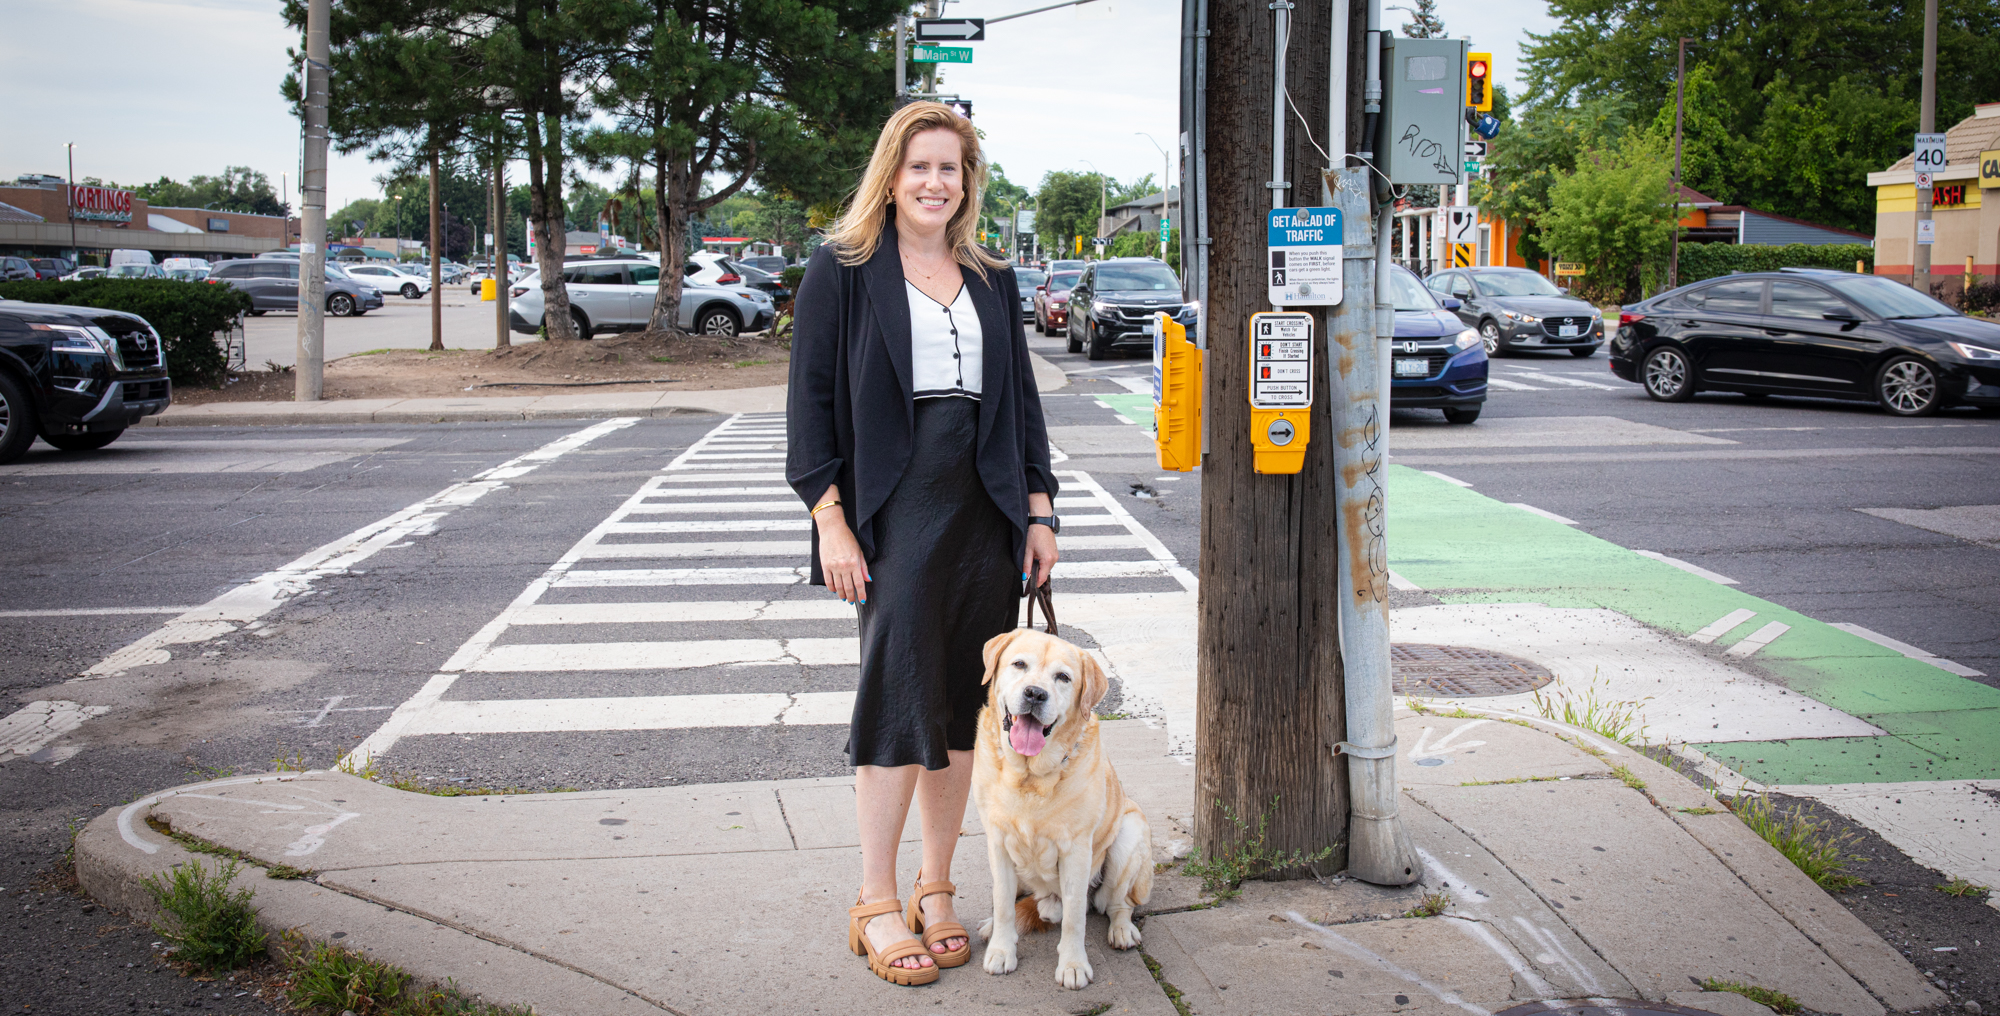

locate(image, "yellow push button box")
[[1152, 313, 1203, 471], [1248, 312, 1313, 474]]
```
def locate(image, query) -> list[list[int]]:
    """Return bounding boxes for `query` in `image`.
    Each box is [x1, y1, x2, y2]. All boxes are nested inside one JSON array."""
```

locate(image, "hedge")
[[0, 279, 251, 386], [1676, 243, 1876, 285]]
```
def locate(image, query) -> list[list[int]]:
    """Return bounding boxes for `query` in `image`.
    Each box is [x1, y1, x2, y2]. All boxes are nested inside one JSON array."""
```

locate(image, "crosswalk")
[[1486, 367, 1624, 392], [347, 412, 1200, 771]]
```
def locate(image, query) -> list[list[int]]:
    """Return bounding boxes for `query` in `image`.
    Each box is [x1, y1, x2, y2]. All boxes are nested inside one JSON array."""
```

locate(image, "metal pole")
[[429, 148, 444, 351], [895, 14, 907, 102], [494, 128, 510, 349], [66, 143, 77, 264], [922, 0, 940, 97], [1914, 0, 1937, 295], [295, 0, 329, 402], [1668, 37, 1687, 291], [1270, 0, 1290, 220]]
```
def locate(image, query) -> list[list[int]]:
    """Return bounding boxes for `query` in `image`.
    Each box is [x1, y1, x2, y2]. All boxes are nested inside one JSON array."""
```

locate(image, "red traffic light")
[[1468, 60, 1488, 78]]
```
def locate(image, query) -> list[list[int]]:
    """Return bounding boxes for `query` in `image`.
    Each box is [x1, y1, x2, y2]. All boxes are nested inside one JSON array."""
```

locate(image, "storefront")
[[0, 177, 291, 263], [1868, 101, 2000, 296]]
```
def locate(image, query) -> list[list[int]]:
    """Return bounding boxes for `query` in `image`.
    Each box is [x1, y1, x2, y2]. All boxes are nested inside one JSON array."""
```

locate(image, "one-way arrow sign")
[[915, 17, 985, 41]]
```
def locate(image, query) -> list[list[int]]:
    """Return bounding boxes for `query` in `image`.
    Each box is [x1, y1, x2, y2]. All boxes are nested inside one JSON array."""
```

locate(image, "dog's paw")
[[976, 916, 993, 942], [982, 941, 1019, 975], [1107, 918, 1143, 950], [1055, 956, 1095, 990]]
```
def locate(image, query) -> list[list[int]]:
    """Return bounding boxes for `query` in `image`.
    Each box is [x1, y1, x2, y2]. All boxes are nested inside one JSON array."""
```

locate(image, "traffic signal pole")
[[295, 0, 329, 402], [1913, 0, 1937, 296]]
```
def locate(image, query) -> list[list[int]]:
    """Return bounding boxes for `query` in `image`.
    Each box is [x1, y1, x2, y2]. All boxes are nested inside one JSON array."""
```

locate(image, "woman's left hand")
[[1024, 493, 1058, 588]]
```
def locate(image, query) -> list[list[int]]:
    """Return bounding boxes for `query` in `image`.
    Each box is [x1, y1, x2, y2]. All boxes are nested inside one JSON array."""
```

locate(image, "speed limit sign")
[[1914, 133, 1948, 174]]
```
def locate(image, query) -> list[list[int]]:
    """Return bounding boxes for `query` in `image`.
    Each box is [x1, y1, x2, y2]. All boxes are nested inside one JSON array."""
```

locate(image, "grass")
[[649, 355, 673, 363], [272, 748, 311, 773], [140, 858, 267, 972], [1140, 949, 1193, 1016], [1400, 890, 1451, 918], [277, 930, 536, 1015], [1936, 877, 1990, 900], [1532, 674, 1650, 745], [381, 772, 578, 797], [1180, 796, 1336, 900], [1725, 794, 1867, 892], [1608, 763, 1647, 791], [1678, 806, 1724, 816], [147, 817, 315, 881], [1697, 977, 1801, 1014], [728, 358, 773, 368], [1460, 775, 1564, 787]]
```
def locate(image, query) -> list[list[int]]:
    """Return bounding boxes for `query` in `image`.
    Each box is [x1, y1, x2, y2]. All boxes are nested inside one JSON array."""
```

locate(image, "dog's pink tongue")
[[1008, 719, 1047, 756]]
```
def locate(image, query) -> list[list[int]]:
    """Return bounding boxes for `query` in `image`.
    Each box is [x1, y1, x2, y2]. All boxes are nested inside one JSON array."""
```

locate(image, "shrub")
[[139, 857, 267, 971], [1675, 243, 1875, 286], [0, 278, 251, 386], [780, 265, 805, 293], [1961, 280, 2000, 314]]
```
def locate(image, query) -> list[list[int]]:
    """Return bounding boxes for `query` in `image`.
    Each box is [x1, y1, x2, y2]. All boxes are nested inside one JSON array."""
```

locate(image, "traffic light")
[[1465, 52, 1492, 112]]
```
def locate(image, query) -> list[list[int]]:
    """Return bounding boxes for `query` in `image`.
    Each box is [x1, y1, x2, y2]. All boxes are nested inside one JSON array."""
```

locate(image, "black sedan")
[[1427, 266, 1604, 357], [1608, 269, 2000, 416]]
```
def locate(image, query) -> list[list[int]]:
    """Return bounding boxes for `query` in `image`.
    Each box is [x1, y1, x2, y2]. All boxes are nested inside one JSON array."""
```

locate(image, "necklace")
[[901, 248, 953, 281]]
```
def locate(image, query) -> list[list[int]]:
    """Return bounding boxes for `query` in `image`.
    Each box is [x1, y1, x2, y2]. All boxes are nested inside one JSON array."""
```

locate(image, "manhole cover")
[[1391, 644, 1552, 698], [1495, 1001, 1732, 1016]]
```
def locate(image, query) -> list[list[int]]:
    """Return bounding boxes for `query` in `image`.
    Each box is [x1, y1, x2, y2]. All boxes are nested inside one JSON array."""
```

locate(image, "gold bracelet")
[[811, 499, 843, 518]]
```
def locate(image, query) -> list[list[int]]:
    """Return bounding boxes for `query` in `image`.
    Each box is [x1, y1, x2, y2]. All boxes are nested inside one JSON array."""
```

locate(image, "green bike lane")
[[1386, 465, 2000, 786]]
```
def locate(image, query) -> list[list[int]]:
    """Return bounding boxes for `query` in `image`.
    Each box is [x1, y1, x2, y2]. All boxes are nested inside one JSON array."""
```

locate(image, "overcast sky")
[[0, 0, 1553, 219]]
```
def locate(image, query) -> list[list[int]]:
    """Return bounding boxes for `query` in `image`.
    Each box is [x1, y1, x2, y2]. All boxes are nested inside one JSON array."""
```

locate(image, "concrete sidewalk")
[[76, 715, 1941, 1016]]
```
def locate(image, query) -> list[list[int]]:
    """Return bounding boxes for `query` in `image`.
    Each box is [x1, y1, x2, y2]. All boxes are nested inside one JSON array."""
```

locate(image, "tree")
[[1540, 134, 1675, 300], [1035, 170, 1103, 258], [1475, 92, 1634, 267], [1398, 0, 1444, 38], [578, 0, 898, 335], [134, 168, 288, 217]]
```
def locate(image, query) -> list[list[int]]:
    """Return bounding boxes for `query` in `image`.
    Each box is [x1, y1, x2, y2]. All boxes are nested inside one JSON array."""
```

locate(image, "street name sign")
[[915, 18, 984, 41], [1266, 206, 1343, 306], [911, 45, 972, 63]]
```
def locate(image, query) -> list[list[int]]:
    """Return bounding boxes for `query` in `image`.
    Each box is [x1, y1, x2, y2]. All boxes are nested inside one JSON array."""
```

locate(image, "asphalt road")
[[3, 332, 1996, 1012]]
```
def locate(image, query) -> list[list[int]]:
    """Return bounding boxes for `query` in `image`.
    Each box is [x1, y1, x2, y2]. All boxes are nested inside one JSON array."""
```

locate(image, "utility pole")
[[1914, 0, 1937, 296], [295, 0, 329, 402], [1668, 37, 1688, 291], [895, 13, 908, 103], [494, 130, 510, 349], [922, 0, 941, 96], [1192, 0, 1370, 880], [429, 148, 445, 351], [1138, 132, 1173, 259], [65, 143, 78, 264]]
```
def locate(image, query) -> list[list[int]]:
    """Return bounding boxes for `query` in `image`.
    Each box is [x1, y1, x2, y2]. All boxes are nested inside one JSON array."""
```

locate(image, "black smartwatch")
[[1028, 515, 1061, 534]]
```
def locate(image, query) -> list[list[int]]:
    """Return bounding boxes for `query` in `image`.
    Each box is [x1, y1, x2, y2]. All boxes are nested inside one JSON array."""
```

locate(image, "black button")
[[953, 352, 960, 358]]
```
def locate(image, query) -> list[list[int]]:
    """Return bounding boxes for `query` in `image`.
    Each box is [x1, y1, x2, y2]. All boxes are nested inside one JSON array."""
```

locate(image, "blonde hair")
[[826, 101, 1007, 277]]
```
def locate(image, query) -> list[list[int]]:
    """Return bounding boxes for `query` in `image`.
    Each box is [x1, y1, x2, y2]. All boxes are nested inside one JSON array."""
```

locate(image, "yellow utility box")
[[481, 278, 498, 301], [1248, 312, 1313, 474], [1152, 313, 1202, 471]]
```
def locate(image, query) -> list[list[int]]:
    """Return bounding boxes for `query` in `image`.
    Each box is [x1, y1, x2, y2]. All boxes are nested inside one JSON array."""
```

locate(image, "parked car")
[[1064, 258, 1196, 360], [1387, 265, 1487, 424], [1609, 269, 2000, 417], [683, 251, 792, 301], [1034, 270, 1080, 336], [0, 257, 35, 282], [1045, 259, 1085, 275], [737, 254, 790, 275], [1425, 266, 1603, 357], [347, 262, 429, 299], [206, 259, 384, 316], [166, 267, 210, 283], [29, 258, 74, 280], [0, 299, 173, 463], [59, 266, 105, 282], [509, 257, 774, 338], [105, 264, 167, 279], [1014, 269, 1047, 322]]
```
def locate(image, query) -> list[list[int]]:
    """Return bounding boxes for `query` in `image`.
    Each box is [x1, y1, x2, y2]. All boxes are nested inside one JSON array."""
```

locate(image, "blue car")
[[1388, 266, 1488, 423]]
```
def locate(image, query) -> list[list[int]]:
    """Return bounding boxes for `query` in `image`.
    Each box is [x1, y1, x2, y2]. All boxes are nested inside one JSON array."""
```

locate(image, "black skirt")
[[848, 396, 1020, 770]]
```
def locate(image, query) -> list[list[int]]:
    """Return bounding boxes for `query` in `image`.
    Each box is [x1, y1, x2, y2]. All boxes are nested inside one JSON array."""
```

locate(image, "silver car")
[[508, 258, 774, 338]]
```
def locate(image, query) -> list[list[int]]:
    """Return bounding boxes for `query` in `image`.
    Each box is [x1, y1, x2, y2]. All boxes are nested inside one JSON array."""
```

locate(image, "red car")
[[1033, 270, 1081, 335]]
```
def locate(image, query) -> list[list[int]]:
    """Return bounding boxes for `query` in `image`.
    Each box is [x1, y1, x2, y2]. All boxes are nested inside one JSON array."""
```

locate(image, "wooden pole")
[[1193, 0, 1349, 878]]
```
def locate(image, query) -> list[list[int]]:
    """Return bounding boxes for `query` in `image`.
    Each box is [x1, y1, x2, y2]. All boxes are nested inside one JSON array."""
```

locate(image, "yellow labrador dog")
[[972, 629, 1153, 990]]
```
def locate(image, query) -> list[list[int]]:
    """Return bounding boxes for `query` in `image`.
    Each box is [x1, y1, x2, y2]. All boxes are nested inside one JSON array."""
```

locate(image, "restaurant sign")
[[70, 185, 134, 223]]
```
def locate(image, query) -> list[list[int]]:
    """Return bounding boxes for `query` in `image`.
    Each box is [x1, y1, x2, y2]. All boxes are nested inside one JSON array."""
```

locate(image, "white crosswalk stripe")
[[346, 412, 1199, 769]]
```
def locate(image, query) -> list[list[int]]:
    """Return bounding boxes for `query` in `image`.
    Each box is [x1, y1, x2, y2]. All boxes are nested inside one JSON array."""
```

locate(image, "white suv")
[[508, 257, 774, 338], [345, 262, 430, 299]]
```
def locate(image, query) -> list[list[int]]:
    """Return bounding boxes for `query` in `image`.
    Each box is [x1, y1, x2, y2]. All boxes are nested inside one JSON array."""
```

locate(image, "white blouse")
[[905, 280, 983, 400]]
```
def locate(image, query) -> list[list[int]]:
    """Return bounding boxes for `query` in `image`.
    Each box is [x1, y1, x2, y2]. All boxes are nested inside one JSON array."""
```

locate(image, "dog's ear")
[[982, 629, 1023, 686], [1078, 650, 1109, 712]]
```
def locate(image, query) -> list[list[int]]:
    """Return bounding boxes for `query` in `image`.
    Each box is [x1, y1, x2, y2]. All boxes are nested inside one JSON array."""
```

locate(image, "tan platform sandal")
[[905, 876, 972, 968], [849, 897, 940, 986]]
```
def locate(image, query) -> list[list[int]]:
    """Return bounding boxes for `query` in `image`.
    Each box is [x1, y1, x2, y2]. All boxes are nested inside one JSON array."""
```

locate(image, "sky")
[[0, 0, 1554, 220]]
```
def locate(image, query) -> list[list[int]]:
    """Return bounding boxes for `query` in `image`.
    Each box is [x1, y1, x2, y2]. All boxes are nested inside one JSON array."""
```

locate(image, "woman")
[[786, 102, 1060, 986]]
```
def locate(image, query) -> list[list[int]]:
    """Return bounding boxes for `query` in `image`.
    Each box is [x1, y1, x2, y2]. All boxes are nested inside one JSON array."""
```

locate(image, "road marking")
[[1393, 446, 2000, 467], [554, 567, 807, 587], [0, 606, 204, 618], [471, 638, 857, 671], [661, 472, 784, 482], [1831, 623, 1986, 678], [1, 701, 111, 761], [395, 691, 859, 736], [1690, 608, 1759, 644], [1535, 374, 1623, 390], [1485, 378, 1548, 391], [1507, 503, 1578, 525], [609, 518, 808, 533], [74, 417, 641, 680], [1421, 471, 1473, 487], [576, 541, 809, 559], [1858, 504, 2000, 550], [1388, 571, 1421, 591], [643, 486, 795, 497], [1634, 550, 1739, 585], [626, 501, 803, 513], [1725, 621, 1791, 657], [508, 600, 855, 626]]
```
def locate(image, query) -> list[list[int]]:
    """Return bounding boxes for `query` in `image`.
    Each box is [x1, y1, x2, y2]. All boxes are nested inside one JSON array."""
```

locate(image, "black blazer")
[[786, 225, 1058, 585]]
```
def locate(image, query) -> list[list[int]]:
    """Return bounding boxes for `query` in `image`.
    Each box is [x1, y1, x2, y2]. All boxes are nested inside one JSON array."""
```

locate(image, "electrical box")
[[1379, 36, 1466, 186], [1153, 313, 1202, 471]]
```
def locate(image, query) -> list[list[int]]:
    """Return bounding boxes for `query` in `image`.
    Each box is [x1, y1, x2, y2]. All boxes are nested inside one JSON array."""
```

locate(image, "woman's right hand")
[[817, 511, 872, 605]]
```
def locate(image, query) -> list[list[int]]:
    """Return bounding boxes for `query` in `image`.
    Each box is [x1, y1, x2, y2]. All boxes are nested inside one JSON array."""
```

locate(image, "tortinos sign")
[[70, 185, 133, 223]]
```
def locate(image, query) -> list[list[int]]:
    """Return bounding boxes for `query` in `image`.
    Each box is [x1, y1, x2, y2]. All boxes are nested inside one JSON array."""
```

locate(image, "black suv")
[[1065, 258, 1196, 360], [0, 299, 172, 462], [1426, 266, 1603, 357], [1610, 269, 2000, 416]]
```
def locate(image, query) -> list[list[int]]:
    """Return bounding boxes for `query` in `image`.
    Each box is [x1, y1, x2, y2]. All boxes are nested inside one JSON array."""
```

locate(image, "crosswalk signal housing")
[[1153, 313, 1202, 471], [1247, 312, 1313, 475], [1466, 52, 1492, 112]]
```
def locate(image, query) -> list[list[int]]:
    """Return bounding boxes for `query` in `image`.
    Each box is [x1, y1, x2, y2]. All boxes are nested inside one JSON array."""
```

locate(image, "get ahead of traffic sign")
[[1266, 206, 1343, 306], [915, 18, 984, 41]]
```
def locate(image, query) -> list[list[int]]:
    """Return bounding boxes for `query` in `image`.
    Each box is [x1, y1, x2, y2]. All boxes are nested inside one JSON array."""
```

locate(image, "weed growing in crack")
[[1532, 673, 1649, 745], [1677, 806, 1724, 816], [1181, 796, 1336, 900], [1936, 877, 1989, 900], [1697, 977, 1800, 1014], [276, 929, 545, 1015], [1609, 763, 1647, 792], [1140, 948, 1193, 1016], [1725, 794, 1866, 892], [272, 748, 310, 773], [140, 858, 266, 972], [1400, 890, 1451, 918], [335, 754, 380, 781]]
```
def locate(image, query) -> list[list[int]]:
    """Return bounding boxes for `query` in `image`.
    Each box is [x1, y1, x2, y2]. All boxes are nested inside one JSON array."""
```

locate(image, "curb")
[[137, 386, 788, 428]]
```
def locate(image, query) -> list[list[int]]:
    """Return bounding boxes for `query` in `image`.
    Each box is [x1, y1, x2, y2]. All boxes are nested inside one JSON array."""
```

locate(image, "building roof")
[[1876, 102, 2000, 178], [1675, 185, 1722, 208], [1107, 187, 1180, 215], [1718, 205, 1873, 242], [148, 213, 205, 234], [0, 201, 45, 223]]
